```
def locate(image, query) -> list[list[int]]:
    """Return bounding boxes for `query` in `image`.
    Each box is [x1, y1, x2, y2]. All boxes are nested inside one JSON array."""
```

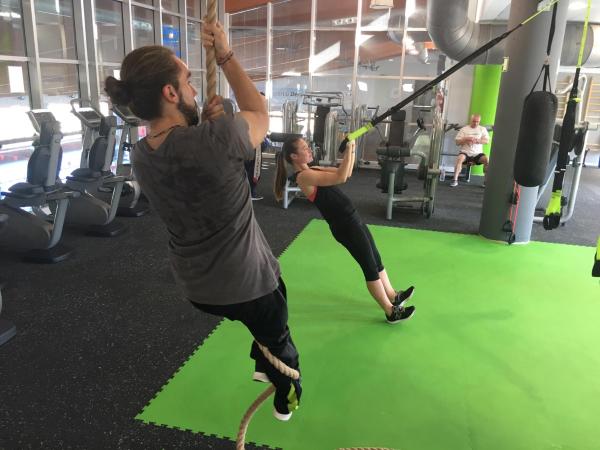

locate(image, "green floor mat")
[[137, 220, 600, 450]]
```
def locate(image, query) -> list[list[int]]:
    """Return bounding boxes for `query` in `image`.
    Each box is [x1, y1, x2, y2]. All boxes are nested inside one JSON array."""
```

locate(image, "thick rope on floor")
[[205, 0, 218, 99], [235, 342, 394, 450], [236, 384, 275, 450]]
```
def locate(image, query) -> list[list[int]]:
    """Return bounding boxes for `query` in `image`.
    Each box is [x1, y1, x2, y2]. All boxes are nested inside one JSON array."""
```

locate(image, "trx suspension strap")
[[543, 0, 591, 230], [505, 2, 559, 244], [338, 0, 560, 153]]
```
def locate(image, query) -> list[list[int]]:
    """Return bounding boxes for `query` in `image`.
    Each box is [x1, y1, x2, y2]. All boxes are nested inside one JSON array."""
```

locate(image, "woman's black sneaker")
[[393, 286, 415, 307], [386, 305, 416, 324]]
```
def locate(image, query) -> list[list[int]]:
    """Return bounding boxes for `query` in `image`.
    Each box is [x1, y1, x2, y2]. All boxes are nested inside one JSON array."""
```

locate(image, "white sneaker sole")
[[252, 371, 270, 383], [386, 308, 416, 324], [273, 408, 292, 421]]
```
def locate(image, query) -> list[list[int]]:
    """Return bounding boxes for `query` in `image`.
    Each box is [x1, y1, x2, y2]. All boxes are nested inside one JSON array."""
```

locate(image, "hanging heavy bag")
[[513, 91, 557, 187]]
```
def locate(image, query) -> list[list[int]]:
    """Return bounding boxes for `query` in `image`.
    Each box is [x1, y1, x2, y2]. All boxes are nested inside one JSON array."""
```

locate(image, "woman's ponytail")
[[273, 150, 288, 202]]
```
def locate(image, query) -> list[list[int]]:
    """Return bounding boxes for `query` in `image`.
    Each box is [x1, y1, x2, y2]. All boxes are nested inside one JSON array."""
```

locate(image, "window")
[[35, 0, 77, 60], [40, 63, 80, 134], [162, 14, 181, 57], [316, 0, 357, 29], [161, 0, 179, 13], [273, 0, 310, 28], [133, 6, 154, 48], [0, 62, 32, 141], [191, 71, 202, 96], [230, 28, 267, 82], [358, 31, 402, 77], [0, 0, 26, 56], [272, 30, 310, 78], [187, 21, 202, 69], [312, 30, 355, 75], [187, 0, 200, 19], [95, 0, 125, 64]]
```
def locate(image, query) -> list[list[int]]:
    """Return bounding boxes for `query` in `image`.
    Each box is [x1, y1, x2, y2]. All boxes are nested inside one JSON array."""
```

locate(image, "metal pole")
[[479, 0, 570, 243]]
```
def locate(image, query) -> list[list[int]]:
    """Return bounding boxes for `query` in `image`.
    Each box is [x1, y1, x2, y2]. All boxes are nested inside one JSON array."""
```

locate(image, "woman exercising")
[[274, 138, 416, 323]]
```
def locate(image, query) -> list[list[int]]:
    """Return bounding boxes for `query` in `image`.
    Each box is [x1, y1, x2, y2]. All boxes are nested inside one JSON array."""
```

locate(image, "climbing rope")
[[205, 0, 218, 100], [236, 342, 394, 450]]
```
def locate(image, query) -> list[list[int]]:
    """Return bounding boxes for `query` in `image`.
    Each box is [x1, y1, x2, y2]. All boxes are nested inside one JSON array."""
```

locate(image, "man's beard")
[[178, 98, 200, 126]]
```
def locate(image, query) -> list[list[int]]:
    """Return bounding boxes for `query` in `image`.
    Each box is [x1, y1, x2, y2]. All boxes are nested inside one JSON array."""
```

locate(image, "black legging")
[[329, 219, 384, 281]]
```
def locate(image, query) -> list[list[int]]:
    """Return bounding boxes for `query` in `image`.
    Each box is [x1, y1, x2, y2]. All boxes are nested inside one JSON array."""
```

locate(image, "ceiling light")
[[282, 71, 301, 77], [569, 1, 587, 10], [369, 0, 394, 10], [332, 16, 357, 26]]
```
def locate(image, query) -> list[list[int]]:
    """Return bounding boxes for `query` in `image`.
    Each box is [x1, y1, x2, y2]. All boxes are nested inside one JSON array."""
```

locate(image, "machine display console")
[[73, 108, 103, 127], [112, 105, 141, 125], [27, 110, 58, 133]]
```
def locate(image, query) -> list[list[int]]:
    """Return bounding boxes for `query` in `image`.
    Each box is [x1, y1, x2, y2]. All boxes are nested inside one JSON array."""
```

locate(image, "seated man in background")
[[451, 113, 489, 187]]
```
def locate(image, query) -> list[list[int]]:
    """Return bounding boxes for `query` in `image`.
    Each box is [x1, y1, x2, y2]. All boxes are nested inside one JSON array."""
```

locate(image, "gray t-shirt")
[[132, 114, 280, 305]]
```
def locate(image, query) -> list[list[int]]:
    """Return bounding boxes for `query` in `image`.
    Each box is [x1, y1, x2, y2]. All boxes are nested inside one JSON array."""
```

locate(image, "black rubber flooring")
[[1, 161, 598, 449]]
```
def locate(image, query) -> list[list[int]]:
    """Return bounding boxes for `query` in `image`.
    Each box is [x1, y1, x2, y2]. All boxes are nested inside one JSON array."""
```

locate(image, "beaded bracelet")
[[217, 50, 234, 66]]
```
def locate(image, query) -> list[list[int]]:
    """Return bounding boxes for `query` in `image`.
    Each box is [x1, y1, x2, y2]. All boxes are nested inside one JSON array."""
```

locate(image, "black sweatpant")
[[191, 278, 301, 414], [329, 219, 384, 281]]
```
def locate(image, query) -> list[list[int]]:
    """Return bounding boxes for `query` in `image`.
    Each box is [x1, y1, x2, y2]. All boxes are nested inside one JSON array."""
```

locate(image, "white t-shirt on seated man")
[[451, 114, 490, 187]]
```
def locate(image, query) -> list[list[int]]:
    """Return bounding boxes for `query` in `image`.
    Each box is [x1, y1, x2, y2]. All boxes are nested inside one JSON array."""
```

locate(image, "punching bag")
[[513, 91, 557, 187]]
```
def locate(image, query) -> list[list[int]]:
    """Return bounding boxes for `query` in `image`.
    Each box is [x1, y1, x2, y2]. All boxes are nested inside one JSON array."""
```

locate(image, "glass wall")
[[0, 0, 26, 56], [133, 5, 155, 48], [0, 0, 207, 188], [227, 0, 437, 161]]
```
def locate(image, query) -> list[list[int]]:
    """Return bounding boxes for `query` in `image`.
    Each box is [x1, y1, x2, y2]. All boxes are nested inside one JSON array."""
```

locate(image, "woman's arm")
[[297, 142, 355, 187], [345, 141, 356, 178]]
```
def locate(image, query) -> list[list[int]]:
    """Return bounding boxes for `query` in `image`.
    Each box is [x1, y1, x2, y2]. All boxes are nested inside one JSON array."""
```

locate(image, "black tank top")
[[290, 170, 357, 225]]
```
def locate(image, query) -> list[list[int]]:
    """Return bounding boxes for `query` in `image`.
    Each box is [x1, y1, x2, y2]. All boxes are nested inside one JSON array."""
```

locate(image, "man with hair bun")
[[104, 22, 302, 421]]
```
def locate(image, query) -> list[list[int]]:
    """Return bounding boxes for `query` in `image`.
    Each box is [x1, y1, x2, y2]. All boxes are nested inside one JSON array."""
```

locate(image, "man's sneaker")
[[450, 180, 458, 187], [252, 371, 270, 383], [393, 286, 415, 307], [252, 359, 270, 383], [273, 408, 293, 421], [273, 380, 301, 421], [251, 196, 264, 201], [386, 305, 416, 324]]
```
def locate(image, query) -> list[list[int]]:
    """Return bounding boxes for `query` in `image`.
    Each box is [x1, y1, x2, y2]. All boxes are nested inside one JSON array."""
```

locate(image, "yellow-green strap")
[[545, 190, 562, 215], [287, 385, 299, 411], [522, 0, 560, 25], [347, 123, 373, 141], [576, 0, 592, 68]]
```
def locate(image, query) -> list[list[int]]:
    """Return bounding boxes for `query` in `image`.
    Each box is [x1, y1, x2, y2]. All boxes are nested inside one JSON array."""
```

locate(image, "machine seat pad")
[[68, 168, 102, 182], [7, 182, 44, 197]]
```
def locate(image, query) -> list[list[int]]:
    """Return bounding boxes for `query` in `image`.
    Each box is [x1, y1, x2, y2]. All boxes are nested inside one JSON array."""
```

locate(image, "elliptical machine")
[[0, 111, 79, 262], [111, 104, 149, 217], [67, 100, 127, 236]]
